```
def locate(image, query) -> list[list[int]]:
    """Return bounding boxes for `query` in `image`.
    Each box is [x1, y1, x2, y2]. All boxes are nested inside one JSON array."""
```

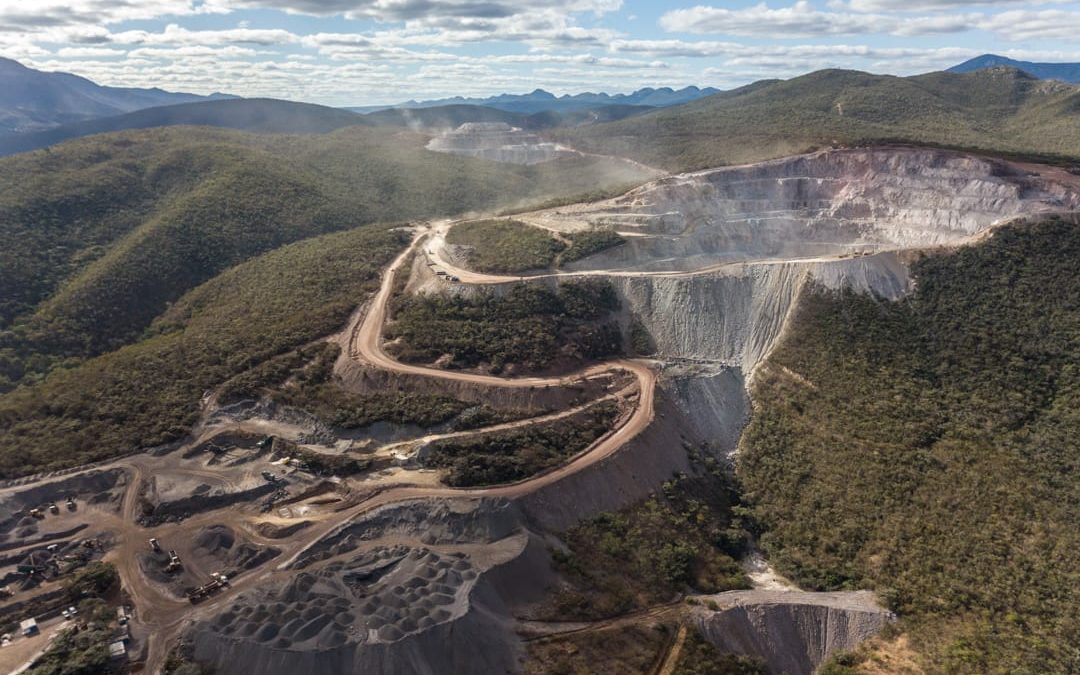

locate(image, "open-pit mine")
[[1, 146, 1077, 675]]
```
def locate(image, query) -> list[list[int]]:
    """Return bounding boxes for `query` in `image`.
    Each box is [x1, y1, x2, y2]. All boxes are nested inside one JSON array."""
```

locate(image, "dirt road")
[[108, 218, 660, 673]]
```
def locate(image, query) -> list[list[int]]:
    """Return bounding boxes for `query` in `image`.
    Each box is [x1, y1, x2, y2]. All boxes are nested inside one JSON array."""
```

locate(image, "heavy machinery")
[[186, 577, 225, 603], [166, 550, 182, 572], [148, 538, 161, 552]]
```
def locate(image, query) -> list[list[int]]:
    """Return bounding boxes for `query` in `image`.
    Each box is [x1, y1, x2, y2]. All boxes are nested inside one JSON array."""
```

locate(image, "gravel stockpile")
[[206, 544, 478, 653]]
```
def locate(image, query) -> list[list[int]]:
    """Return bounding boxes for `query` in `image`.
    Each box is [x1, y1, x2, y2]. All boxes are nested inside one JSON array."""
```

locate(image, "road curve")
[[129, 221, 659, 672]]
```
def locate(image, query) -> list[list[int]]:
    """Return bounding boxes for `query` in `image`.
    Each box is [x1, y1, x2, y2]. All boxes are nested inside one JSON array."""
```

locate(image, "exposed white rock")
[[529, 147, 1080, 272], [426, 122, 572, 164]]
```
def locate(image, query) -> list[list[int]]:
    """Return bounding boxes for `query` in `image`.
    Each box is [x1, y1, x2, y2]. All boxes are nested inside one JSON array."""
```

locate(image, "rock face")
[[534, 147, 1080, 272], [617, 252, 911, 373], [692, 590, 893, 675], [426, 122, 571, 164]]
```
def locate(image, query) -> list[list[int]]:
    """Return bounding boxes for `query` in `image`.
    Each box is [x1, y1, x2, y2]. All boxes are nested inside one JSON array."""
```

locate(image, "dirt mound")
[[692, 590, 893, 675], [293, 498, 523, 569], [256, 520, 312, 539], [193, 525, 236, 553], [190, 524, 281, 574]]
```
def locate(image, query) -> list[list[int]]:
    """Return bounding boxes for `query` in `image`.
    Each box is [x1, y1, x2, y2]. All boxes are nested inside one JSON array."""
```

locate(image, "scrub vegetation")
[[524, 624, 670, 675], [547, 450, 752, 620], [740, 218, 1079, 674], [559, 228, 626, 264], [424, 400, 619, 486], [386, 279, 622, 372], [447, 219, 565, 273], [447, 220, 626, 274], [0, 227, 404, 477], [674, 630, 767, 675], [245, 342, 528, 431]]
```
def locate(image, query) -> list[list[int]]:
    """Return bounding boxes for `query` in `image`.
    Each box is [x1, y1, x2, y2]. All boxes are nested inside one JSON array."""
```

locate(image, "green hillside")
[[740, 218, 1079, 674], [563, 68, 1080, 171], [0, 125, 651, 391], [0, 226, 402, 476]]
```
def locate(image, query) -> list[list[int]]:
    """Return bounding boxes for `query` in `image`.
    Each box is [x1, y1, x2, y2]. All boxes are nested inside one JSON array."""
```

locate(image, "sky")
[[3, 1, 1080, 106]]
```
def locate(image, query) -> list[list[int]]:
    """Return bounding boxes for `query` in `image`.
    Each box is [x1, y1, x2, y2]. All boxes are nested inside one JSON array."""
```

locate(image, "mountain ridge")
[[0, 98, 367, 156], [0, 57, 235, 133], [562, 67, 1080, 171], [347, 85, 719, 114], [949, 53, 1080, 84]]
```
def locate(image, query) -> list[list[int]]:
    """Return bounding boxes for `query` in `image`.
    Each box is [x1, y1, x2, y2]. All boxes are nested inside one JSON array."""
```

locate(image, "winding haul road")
[[30, 150, 1079, 673], [106, 220, 660, 673]]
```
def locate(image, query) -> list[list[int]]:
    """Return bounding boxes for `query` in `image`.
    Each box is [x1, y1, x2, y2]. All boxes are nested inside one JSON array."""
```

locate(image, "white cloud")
[[55, 46, 127, 58], [977, 8, 1080, 40], [843, 0, 1068, 9], [216, 0, 622, 22], [660, 1, 1080, 40], [110, 23, 300, 46], [0, 1, 225, 32]]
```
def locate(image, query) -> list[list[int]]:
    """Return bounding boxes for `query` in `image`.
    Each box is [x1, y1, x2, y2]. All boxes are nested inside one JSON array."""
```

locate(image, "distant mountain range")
[[949, 54, 1080, 84], [0, 98, 367, 157], [347, 86, 720, 115], [0, 57, 234, 133]]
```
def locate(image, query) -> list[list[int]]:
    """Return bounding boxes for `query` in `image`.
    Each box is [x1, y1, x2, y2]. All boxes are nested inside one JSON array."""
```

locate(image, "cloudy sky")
[[3, 1, 1080, 106]]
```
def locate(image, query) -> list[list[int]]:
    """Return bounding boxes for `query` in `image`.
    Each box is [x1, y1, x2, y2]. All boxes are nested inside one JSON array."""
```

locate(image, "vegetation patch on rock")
[[386, 279, 622, 372], [447, 219, 565, 274], [424, 400, 619, 486]]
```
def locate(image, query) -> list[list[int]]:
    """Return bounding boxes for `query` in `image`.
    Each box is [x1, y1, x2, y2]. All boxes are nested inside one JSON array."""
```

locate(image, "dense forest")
[[740, 218, 1079, 674]]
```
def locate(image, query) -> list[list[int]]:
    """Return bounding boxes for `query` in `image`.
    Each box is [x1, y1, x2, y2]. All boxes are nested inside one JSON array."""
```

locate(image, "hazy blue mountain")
[[0, 57, 234, 133], [361, 103, 653, 130], [348, 86, 719, 114], [948, 54, 1080, 84], [0, 98, 366, 156]]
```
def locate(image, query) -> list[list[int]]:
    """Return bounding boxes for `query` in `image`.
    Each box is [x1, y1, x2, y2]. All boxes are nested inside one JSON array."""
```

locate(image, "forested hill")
[[0, 125, 651, 393], [561, 68, 1080, 171], [742, 216, 1080, 674]]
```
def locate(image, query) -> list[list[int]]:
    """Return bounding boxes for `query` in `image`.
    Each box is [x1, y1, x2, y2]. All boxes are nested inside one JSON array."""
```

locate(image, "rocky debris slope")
[[618, 252, 911, 372], [186, 498, 548, 675], [691, 590, 893, 675], [0, 468, 127, 523], [427, 122, 571, 164]]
